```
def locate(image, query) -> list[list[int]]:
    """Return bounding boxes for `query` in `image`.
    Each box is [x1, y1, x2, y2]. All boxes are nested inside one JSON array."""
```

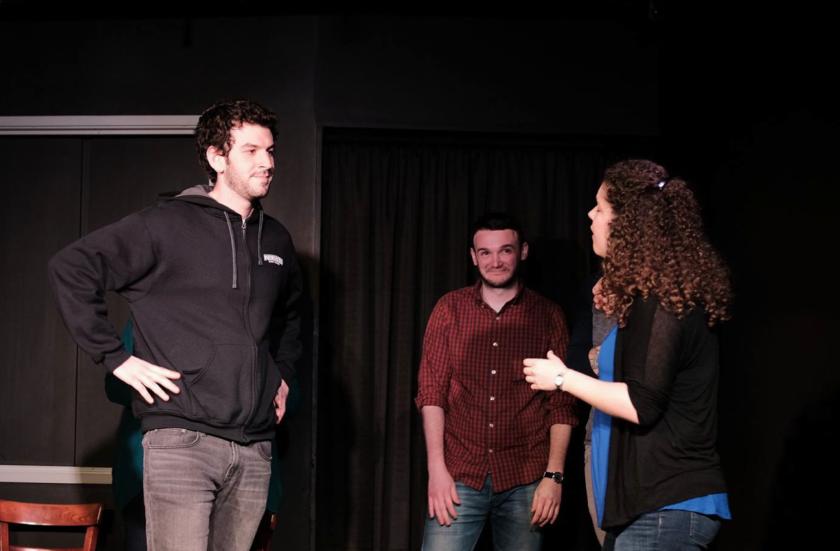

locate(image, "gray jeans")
[[142, 428, 271, 551]]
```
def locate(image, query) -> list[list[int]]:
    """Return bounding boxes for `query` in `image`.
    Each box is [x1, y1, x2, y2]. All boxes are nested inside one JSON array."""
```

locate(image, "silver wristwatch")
[[553, 371, 565, 391]]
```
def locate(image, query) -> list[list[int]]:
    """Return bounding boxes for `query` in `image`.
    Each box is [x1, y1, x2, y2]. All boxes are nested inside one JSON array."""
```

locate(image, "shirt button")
[[489, 449, 494, 453], [489, 423, 494, 428], [492, 342, 499, 347], [495, 316, 500, 321], [491, 370, 497, 375], [490, 396, 495, 401]]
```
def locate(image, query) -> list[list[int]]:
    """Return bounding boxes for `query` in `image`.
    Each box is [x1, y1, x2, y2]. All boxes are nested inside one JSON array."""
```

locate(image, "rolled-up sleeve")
[[414, 298, 454, 411], [544, 307, 579, 427]]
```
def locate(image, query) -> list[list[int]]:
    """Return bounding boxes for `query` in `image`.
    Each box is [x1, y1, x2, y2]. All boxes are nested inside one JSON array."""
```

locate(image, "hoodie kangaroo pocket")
[[181, 344, 254, 426]]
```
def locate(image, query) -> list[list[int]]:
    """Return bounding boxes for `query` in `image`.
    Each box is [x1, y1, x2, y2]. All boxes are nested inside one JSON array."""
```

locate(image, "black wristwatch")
[[543, 471, 564, 484]]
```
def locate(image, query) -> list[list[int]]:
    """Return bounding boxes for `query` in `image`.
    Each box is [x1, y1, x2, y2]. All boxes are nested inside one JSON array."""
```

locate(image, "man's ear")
[[470, 247, 479, 266], [520, 241, 529, 261], [206, 146, 226, 175]]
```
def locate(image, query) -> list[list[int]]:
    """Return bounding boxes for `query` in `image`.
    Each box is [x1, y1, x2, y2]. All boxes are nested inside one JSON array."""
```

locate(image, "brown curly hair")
[[597, 159, 732, 327], [195, 99, 278, 183]]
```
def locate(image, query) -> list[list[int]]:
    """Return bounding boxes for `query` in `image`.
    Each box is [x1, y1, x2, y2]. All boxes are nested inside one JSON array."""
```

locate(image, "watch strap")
[[543, 470, 564, 484]]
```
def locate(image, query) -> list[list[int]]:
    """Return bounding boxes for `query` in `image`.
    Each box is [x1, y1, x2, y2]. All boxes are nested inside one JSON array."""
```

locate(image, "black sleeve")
[[621, 298, 682, 428], [270, 247, 303, 382], [48, 212, 157, 371]]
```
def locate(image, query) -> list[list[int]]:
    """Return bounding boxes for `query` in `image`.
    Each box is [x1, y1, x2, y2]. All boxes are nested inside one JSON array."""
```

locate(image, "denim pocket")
[[143, 428, 202, 449], [688, 512, 721, 547], [255, 440, 272, 462]]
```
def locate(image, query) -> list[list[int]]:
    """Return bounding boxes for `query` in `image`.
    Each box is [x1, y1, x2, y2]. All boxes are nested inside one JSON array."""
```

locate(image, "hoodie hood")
[[172, 184, 266, 288], [175, 183, 213, 198]]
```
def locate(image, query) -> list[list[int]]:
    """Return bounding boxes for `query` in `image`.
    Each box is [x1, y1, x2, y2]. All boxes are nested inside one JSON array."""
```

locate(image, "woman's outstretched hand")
[[523, 350, 566, 391]]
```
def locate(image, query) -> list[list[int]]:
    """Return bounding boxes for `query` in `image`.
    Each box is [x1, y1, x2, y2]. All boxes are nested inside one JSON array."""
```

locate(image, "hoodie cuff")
[[102, 348, 132, 372], [278, 361, 295, 383]]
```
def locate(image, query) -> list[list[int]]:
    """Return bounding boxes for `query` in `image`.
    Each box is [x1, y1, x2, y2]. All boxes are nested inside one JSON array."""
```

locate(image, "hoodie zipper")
[[239, 216, 258, 443]]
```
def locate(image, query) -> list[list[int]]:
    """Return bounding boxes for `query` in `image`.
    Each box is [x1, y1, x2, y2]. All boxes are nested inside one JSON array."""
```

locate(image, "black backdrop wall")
[[0, 8, 836, 551]]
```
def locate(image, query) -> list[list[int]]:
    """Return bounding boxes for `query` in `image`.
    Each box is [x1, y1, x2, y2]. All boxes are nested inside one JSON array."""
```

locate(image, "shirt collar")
[[471, 280, 527, 311]]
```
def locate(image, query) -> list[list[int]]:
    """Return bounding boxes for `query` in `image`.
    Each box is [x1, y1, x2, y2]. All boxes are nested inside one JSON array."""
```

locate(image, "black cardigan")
[[603, 296, 728, 529]]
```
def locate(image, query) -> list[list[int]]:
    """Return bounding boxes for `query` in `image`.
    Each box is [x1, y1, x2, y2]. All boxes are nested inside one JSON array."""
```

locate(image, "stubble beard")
[[231, 172, 272, 202], [479, 266, 520, 290]]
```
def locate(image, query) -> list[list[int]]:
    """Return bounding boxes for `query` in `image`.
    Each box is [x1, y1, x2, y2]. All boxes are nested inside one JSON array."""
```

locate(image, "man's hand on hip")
[[427, 463, 461, 526], [113, 356, 181, 404], [274, 379, 289, 423], [530, 477, 562, 527]]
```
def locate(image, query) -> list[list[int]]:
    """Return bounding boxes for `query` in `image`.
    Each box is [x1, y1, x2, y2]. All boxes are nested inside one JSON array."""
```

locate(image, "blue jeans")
[[604, 510, 721, 551], [421, 475, 542, 551], [142, 429, 271, 551]]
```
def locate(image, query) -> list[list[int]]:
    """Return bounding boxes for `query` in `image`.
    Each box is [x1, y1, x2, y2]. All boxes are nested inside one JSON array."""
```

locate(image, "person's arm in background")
[[531, 304, 578, 526], [415, 298, 460, 527], [270, 244, 303, 423]]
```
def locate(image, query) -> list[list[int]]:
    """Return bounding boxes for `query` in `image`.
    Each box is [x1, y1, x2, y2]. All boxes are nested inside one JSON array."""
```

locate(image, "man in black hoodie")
[[49, 99, 302, 551]]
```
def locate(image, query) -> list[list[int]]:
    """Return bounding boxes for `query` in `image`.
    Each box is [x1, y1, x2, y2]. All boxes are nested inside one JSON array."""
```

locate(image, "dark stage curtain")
[[318, 129, 651, 550]]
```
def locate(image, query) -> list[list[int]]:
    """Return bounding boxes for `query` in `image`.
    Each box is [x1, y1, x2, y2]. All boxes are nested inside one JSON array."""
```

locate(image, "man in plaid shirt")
[[415, 212, 579, 550]]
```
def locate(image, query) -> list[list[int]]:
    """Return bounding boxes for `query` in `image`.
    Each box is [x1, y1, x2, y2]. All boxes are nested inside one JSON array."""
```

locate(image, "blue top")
[[662, 494, 731, 518], [590, 325, 731, 527], [592, 325, 617, 527]]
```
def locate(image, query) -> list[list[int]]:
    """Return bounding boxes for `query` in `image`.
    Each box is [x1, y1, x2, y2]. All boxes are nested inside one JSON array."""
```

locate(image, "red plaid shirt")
[[415, 282, 579, 492]]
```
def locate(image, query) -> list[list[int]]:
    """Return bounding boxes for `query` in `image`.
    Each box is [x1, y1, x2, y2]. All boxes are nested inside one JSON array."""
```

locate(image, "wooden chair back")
[[0, 499, 103, 551]]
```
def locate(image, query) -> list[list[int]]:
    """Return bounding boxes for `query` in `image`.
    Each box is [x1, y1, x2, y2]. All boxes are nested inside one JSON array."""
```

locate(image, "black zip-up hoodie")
[[48, 185, 302, 443]]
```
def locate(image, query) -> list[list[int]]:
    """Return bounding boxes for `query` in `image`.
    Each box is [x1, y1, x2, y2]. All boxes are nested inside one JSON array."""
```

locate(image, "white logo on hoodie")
[[263, 254, 284, 266]]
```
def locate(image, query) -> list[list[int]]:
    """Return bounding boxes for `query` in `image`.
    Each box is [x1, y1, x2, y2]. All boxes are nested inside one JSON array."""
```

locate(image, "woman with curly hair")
[[524, 159, 732, 549]]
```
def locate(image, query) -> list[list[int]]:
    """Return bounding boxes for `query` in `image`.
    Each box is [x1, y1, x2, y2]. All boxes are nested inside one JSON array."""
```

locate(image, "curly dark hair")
[[597, 159, 732, 327], [195, 99, 278, 183]]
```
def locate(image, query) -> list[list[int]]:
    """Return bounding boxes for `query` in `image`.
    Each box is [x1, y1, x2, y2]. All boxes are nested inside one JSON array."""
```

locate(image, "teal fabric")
[[104, 323, 144, 510], [107, 320, 293, 512], [266, 376, 301, 513]]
